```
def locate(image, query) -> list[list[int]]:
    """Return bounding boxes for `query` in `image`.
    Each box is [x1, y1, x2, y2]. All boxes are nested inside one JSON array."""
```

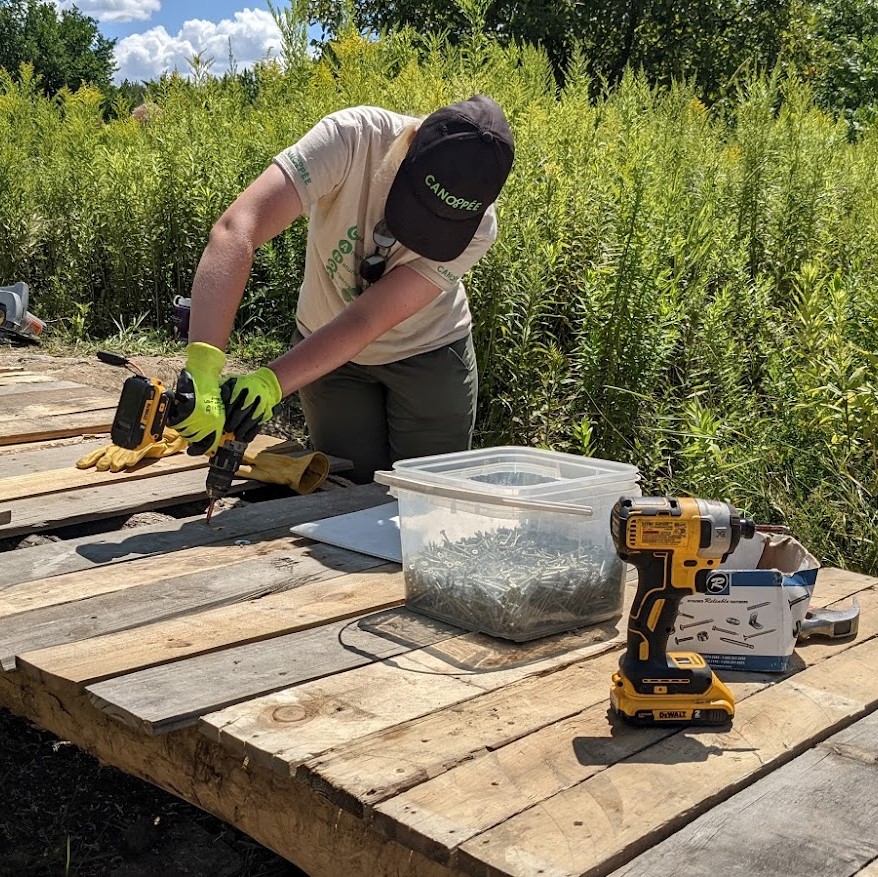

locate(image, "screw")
[[720, 636, 754, 649], [679, 618, 714, 630]]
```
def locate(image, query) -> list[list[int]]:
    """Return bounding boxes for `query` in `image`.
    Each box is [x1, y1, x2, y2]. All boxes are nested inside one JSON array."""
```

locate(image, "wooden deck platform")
[[1, 368, 876, 877]]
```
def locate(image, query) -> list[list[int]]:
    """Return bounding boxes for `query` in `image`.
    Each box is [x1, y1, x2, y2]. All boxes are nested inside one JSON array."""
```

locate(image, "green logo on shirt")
[[325, 225, 361, 279], [290, 150, 311, 185], [424, 175, 482, 212]]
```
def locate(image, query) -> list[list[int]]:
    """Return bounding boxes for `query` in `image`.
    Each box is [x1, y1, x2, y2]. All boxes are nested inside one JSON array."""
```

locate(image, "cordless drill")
[[99, 351, 245, 522], [175, 373, 247, 523], [610, 496, 756, 726]]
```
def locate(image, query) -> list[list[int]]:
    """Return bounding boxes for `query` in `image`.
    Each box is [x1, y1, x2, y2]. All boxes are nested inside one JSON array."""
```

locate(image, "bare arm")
[[267, 265, 443, 396], [188, 163, 304, 349]]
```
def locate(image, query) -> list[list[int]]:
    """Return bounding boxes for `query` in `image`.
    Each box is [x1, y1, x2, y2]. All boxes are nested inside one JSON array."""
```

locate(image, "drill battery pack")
[[610, 652, 735, 726], [111, 374, 174, 450]]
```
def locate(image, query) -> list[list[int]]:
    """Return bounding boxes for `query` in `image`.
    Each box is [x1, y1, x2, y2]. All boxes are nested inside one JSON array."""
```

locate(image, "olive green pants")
[[294, 329, 478, 483]]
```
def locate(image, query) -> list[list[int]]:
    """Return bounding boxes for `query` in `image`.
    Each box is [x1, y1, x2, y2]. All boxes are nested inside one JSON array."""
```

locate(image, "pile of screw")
[[403, 526, 624, 641]]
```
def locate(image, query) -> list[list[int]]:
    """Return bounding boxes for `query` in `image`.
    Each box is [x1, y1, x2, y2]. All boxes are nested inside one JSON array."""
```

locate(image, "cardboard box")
[[677, 533, 820, 672]]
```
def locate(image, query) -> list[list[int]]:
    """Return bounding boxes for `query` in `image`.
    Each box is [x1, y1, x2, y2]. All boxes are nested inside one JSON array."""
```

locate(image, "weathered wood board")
[[198, 569, 875, 781], [0, 374, 118, 443], [0, 483, 392, 588], [0, 433, 284, 502], [17, 566, 404, 688], [86, 608, 464, 734], [607, 711, 878, 877], [0, 371, 59, 386], [0, 378, 83, 398], [0, 538, 390, 670], [0, 409, 117, 445], [0, 446, 353, 538]]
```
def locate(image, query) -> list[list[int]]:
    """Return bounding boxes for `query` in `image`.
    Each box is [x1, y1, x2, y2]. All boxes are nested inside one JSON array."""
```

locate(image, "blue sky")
[[56, 1, 315, 83]]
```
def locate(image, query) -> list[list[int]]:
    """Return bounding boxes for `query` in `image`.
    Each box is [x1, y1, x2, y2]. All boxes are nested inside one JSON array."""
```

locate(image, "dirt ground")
[[0, 346, 310, 876]]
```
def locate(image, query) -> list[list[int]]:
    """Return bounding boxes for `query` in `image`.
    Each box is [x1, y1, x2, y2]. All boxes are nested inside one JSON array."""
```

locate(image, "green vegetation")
[[1, 24, 876, 573]]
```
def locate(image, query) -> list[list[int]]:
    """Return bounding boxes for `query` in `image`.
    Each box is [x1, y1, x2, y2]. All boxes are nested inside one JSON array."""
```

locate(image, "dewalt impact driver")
[[609, 496, 757, 726]]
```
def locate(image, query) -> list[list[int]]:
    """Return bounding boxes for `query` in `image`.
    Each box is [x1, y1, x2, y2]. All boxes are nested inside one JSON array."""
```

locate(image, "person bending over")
[[172, 95, 515, 483]]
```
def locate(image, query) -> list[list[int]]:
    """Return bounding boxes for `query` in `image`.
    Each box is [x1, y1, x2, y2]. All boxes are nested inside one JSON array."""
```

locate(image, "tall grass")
[[1, 35, 877, 572]]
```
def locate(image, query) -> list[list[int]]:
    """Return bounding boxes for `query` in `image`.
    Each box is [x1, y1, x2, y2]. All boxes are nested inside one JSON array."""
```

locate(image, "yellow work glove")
[[76, 428, 189, 473], [237, 448, 330, 495]]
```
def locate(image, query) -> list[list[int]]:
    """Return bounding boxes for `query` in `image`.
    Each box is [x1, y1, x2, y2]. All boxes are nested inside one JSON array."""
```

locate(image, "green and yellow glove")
[[221, 366, 283, 444], [76, 428, 188, 472], [170, 342, 227, 456]]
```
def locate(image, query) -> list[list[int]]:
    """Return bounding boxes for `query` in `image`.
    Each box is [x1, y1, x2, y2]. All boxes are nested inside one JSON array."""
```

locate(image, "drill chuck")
[[205, 439, 247, 501]]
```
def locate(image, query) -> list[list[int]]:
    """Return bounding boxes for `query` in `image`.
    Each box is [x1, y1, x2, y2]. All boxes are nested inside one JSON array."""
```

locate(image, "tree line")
[[4, 0, 878, 128]]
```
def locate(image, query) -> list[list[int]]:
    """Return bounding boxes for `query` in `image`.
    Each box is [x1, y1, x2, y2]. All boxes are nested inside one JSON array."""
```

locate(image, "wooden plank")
[[0, 379, 83, 398], [305, 573, 878, 824], [606, 711, 878, 877], [306, 645, 632, 817], [0, 524, 298, 617], [86, 609, 464, 734], [0, 540, 388, 670], [18, 566, 404, 687], [0, 387, 117, 423], [202, 604, 631, 776], [0, 483, 392, 588], [0, 372, 58, 386], [0, 408, 116, 445], [453, 634, 878, 877], [0, 433, 282, 502], [0, 670, 461, 877], [0, 446, 350, 538], [0, 434, 107, 460], [0, 436, 106, 474]]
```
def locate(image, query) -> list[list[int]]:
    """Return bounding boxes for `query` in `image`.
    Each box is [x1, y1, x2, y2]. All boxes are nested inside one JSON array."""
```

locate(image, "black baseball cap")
[[385, 95, 515, 262]]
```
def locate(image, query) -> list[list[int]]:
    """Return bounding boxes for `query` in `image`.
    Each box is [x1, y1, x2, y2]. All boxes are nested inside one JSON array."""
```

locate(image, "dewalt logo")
[[658, 710, 688, 719]]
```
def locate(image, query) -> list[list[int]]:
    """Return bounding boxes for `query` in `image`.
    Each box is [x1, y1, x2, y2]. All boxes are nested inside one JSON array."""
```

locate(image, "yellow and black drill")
[[98, 351, 246, 523], [609, 496, 757, 726]]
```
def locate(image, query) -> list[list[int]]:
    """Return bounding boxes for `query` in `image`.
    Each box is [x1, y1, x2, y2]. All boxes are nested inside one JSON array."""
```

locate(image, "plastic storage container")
[[374, 447, 640, 641]]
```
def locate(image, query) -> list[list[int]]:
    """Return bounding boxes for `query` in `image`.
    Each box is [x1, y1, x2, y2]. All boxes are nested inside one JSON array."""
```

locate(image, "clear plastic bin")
[[374, 448, 641, 642]]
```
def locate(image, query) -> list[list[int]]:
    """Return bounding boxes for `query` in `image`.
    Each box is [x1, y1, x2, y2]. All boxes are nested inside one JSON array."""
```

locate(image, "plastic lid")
[[392, 446, 639, 498]]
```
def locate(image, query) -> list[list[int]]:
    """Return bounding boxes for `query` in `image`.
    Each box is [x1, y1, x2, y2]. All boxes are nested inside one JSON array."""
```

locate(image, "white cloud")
[[56, 0, 161, 23], [114, 8, 283, 83]]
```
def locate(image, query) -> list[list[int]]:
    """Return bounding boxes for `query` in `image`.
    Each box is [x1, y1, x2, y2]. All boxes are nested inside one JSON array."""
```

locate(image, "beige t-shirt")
[[273, 106, 497, 365]]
